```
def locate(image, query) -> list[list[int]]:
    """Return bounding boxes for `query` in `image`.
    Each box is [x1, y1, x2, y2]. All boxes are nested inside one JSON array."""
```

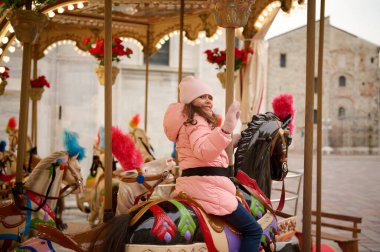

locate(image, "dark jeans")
[[222, 201, 263, 252]]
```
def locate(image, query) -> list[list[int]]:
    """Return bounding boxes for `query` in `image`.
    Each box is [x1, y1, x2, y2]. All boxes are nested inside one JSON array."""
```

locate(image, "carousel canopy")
[[0, 0, 303, 60]]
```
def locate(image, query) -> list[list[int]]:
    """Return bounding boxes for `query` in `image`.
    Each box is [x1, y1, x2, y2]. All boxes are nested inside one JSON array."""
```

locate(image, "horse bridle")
[[270, 121, 289, 181], [20, 158, 83, 205], [59, 157, 83, 197], [117, 168, 172, 205]]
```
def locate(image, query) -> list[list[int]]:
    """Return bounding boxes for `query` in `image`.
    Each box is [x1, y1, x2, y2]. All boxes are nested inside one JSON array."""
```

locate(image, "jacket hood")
[[163, 103, 186, 141]]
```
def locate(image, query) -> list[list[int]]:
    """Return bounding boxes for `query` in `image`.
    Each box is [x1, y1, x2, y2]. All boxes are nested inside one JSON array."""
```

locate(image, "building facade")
[[266, 18, 380, 154]]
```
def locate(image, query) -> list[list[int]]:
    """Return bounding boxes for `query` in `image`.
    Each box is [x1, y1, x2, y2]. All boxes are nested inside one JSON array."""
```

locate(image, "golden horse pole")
[[6, 4, 47, 192], [103, 0, 114, 222], [212, 0, 255, 166], [302, 0, 317, 250]]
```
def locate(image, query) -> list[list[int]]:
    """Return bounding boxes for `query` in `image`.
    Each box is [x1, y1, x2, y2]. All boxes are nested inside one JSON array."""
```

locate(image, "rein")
[[116, 168, 172, 205], [14, 158, 82, 210], [138, 136, 155, 160], [14, 162, 58, 213]]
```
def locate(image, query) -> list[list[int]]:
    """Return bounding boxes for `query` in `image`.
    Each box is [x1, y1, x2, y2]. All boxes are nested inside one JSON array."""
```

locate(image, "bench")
[[295, 211, 362, 252]]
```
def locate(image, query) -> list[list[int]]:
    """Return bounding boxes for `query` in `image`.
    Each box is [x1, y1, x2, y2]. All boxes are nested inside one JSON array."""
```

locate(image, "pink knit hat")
[[179, 76, 213, 104]]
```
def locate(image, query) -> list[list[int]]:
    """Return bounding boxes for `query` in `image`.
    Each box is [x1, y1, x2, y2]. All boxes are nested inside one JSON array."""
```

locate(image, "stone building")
[[266, 18, 380, 154]]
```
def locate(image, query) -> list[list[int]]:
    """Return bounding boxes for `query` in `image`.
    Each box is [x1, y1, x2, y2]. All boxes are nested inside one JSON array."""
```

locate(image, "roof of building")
[[267, 17, 379, 47]]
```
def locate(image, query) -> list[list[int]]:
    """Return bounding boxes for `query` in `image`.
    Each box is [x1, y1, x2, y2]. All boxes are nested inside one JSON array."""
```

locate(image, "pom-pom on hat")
[[179, 76, 212, 104]]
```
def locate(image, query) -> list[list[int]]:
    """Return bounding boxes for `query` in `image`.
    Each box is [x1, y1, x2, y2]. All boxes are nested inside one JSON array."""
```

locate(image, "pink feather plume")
[[272, 93, 296, 135], [112, 126, 143, 171]]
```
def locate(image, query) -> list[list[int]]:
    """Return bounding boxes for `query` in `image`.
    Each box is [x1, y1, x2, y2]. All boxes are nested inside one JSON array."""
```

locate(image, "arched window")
[[339, 75, 346, 87], [338, 107, 345, 119], [148, 40, 170, 66]]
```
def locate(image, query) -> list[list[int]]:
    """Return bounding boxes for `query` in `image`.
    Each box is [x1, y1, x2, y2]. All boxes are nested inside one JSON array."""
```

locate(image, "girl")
[[163, 76, 262, 252]]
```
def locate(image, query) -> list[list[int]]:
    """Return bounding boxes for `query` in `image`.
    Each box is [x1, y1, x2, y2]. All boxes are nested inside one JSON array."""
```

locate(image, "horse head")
[[129, 127, 155, 162], [234, 112, 292, 198], [0, 150, 17, 176], [62, 153, 84, 194], [6, 125, 37, 173]]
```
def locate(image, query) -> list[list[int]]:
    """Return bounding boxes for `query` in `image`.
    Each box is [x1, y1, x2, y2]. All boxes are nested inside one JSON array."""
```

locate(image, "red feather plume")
[[272, 93, 296, 135], [6, 117, 17, 133], [112, 126, 143, 171]]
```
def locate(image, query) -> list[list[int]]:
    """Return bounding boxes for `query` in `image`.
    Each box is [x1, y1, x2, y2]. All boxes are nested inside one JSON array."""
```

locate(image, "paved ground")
[[273, 154, 380, 252], [58, 154, 380, 251]]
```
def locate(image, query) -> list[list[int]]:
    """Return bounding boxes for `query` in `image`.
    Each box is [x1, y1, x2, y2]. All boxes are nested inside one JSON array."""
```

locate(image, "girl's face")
[[192, 94, 213, 115]]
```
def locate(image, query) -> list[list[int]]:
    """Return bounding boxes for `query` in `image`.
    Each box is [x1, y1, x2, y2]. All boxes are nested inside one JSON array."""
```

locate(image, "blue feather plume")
[[99, 126, 105, 150], [0, 140, 6, 152], [63, 130, 86, 161]]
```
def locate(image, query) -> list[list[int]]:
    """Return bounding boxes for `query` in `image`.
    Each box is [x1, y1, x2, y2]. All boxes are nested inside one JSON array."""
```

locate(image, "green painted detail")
[[30, 218, 55, 229], [168, 200, 196, 237], [15, 248, 26, 252], [261, 234, 267, 243], [250, 197, 265, 218], [47, 166, 54, 178]]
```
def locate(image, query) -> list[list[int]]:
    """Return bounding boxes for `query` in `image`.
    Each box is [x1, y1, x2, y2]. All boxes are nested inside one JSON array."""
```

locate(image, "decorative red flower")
[[30, 75, 51, 88], [204, 47, 254, 71], [83, 37, 133, 66], [0, 66, 10, 81]]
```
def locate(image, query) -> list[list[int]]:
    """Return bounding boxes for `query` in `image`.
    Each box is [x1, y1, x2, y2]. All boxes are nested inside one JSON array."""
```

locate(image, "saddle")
[[0, 201, 26, 229], [127, 191, 278, 252]]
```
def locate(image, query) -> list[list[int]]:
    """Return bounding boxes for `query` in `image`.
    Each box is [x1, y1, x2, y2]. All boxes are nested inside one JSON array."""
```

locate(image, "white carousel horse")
[[0, 150, 83, 250], [129, 127, 155, 162], [115, 157, 176, 215], [77, 125, 171, 226]]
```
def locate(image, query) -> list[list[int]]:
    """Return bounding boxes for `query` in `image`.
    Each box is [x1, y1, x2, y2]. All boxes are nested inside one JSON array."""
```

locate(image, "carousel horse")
[[234, 112, 292, 198], [80, 111, 293, 252], [129, 127, 155, 162], [0, 149, 17, 200], [235, 93, 295, 198], [75, 123, 155, 220], [77, 126, 174, 227], [6, 117, 40, 174], [0, 150, 83, 250], [15, 110, 294, 252], [129, 113, 155, 162]]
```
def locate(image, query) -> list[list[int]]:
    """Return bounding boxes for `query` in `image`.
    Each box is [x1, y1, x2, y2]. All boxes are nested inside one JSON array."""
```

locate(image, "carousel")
[[0, 0, 329, 251]]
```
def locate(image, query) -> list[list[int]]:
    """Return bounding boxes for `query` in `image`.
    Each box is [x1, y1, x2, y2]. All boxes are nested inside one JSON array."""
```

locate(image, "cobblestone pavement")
[[58, 154, 380, 251], [273, 154, 380, 252]]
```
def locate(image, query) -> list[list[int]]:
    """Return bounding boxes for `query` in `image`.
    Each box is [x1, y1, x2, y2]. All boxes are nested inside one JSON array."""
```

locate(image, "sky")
[[266, 0, 380, 46]]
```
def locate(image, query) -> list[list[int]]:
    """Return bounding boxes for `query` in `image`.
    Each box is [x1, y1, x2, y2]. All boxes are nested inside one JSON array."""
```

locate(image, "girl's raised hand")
[[222, 101, 240, 134]]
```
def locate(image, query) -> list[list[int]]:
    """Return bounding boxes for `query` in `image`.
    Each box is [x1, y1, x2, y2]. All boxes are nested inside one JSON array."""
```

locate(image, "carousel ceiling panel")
[[0, 0, 305, 60], [44, 0, 212, 25]]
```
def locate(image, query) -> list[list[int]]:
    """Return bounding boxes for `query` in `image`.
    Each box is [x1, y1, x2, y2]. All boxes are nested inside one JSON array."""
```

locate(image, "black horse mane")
[[234, 112, 281, 198]]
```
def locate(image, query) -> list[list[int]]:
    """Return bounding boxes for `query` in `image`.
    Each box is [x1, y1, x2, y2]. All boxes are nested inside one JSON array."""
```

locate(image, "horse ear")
[[70, 153, 80, 161]]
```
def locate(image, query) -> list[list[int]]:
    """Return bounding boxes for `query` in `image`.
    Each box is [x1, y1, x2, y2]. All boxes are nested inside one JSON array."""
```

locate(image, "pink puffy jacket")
[[163, 103, 238, 215]]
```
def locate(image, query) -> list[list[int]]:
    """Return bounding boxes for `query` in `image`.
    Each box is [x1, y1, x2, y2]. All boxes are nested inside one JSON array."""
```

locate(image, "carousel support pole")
[[211, 0, 255, 166], [316, 0, 326, 251], [15, 39, 32, 189], [302, 0, 316, 251], [177, 0, 184, 101], [144, 26, 151, 132], [31, 45, 38, 147], [225, 27, 235, 164], [6, 3, 47, 193], [103, 0, 114, 222]]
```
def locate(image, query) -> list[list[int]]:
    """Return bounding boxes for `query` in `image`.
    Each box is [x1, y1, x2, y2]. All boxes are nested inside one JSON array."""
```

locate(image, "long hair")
[[183, 103, 218, 129]]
